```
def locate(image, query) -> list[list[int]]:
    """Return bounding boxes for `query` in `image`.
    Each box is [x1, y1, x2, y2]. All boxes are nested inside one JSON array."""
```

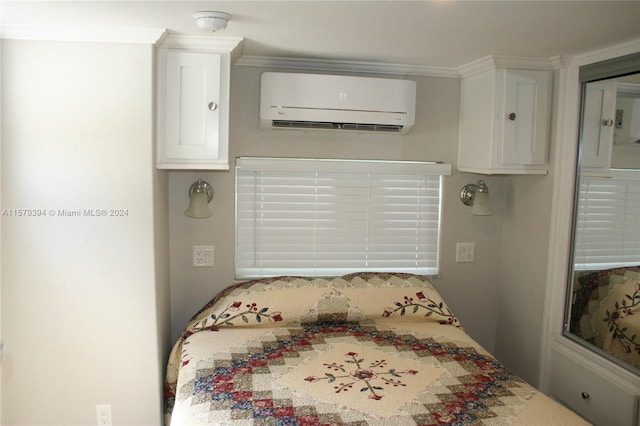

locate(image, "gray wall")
[[168, 65, 509, 358]]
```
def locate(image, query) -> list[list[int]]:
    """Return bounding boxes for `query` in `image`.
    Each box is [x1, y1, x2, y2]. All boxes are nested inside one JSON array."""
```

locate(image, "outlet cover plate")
[[456, 242, 475, 263], [193, 245, 214, 267], [96, 404, 112, 425]]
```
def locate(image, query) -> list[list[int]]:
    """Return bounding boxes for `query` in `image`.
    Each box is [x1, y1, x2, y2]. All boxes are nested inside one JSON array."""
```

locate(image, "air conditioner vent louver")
[[272, 120, 403, 132], [260, 73, 416, 135]]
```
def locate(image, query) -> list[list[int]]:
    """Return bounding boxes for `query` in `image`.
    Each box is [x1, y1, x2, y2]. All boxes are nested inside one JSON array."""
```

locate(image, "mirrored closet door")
[[564, 53, 640, 374]]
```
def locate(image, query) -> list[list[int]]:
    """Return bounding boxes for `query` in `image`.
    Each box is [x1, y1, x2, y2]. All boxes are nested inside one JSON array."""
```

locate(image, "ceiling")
[[2, 1, 639, 71]]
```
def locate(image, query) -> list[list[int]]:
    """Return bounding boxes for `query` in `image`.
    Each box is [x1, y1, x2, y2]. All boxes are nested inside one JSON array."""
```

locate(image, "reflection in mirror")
[[565, 54, 640, 374]]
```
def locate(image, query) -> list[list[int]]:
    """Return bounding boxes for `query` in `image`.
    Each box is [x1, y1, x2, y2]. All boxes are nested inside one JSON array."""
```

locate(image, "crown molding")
[[457, 55, 556, 78], [236, 54, 562, 79], [573, 38, 640, 67], [617, 82, 640, 95], [4, 23, 609, 79], [235, 55, 460, 78], [157, 33, 244, 63], [157, 33, 244, 53], [549, 55, 573, 70], [0, 23, 167, 44]]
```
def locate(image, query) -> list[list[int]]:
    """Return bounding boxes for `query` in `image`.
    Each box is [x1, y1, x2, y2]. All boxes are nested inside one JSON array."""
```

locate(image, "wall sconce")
[[460, 180, 494, 216], [185, 179, 214, 218]]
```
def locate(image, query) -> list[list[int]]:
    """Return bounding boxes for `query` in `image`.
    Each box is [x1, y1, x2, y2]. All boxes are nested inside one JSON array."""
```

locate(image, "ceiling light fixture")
[[193, 11, 232, 32]]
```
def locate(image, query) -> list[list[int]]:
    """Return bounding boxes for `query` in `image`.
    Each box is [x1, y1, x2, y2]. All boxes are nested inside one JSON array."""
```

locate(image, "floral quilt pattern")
[[603, 281, 640, 357], [570, 267, 640, 369], [303, 350, 419, 400], [164, 273, 573, 425], [383, 291, 460, 327], [176, 322, 532, 425]]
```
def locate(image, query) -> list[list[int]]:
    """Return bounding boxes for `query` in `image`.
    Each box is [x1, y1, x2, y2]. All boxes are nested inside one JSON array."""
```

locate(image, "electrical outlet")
[[456, 242, 475, 263], [96, 404, 112, 426], [193, 245, 214, 267]]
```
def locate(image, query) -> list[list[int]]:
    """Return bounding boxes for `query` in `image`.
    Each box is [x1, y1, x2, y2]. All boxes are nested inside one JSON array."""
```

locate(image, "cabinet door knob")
[[507, 112, 516, 121], [602, 119, 614, 127], [581, 392, 590, 400], [208, 101, 218, 111]]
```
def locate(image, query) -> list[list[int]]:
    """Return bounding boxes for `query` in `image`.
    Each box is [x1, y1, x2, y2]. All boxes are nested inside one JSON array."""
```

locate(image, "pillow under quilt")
[[184, 272, 460, 336]]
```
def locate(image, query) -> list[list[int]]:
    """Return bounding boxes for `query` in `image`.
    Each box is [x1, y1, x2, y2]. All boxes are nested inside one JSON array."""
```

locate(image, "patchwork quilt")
[[571, 267, 640, 369], [165, 273, 587, 425]]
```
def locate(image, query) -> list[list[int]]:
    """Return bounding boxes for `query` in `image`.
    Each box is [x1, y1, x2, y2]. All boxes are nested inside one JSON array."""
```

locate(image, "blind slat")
[[235, 157, 449, 278], [574, 169, 640, 270]]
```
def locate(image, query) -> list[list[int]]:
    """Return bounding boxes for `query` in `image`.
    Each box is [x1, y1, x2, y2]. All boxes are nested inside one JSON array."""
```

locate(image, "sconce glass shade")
[[185, 179, 214, 218], [470, 188, 493, 215], [460, 179, 493, 216]]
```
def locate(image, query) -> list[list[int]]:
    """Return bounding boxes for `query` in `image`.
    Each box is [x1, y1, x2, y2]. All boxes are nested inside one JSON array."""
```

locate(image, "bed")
[[570, 266, 640, 369], [165, 272, 588, 425]]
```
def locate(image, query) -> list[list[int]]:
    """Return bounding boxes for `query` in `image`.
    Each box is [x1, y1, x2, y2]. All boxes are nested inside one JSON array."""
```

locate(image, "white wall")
[[168, 65, 507, 356], [0, 34, 3, 424], [1, 39, 170, 425]]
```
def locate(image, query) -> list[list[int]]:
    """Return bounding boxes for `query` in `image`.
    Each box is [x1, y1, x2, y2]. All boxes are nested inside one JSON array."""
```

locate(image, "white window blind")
[[235, 157, 451, 279], [574, 169, 640, 271]]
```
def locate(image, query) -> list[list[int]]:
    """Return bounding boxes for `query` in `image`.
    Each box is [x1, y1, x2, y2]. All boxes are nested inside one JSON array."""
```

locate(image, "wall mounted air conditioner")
[[259, 72, 416, 134]]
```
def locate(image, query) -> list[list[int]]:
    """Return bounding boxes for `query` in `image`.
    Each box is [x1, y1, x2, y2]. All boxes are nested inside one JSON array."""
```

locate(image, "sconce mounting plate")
[[189, 179, 214, 202], [460, 183, 477, 206]]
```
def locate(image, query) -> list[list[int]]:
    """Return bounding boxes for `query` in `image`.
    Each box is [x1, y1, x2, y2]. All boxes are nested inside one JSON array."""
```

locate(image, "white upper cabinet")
[[580, 80, 616, 176], [458, 58, 553, 175], [156, 35, 243, 170]]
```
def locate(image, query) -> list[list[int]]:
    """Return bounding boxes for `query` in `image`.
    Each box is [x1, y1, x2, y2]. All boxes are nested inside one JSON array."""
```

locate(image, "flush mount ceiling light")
[[193, 11, 232, 32]]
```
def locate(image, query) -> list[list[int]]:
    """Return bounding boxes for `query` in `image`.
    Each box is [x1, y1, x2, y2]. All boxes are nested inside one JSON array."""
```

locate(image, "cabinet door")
[[581, 81, 616, 175], [499, 69, 551, 166], [158, 50, 227, 169]]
